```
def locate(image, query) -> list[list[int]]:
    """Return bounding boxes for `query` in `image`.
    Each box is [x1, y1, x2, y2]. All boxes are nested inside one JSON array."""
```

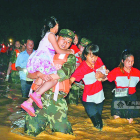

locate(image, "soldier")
[[5, 41, 21, 84], [24, 29, 76, 136]]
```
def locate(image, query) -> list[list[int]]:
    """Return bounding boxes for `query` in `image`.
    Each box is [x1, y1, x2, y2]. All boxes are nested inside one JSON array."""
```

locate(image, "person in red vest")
[[0, 43, 7, 53], [0, 43, 9, 68], [70, 33, 81, 67], [69, 44, 108, 131], [70, 34, 79, 52], [106, 49, 140, 124], [5, 41, 22, 84]]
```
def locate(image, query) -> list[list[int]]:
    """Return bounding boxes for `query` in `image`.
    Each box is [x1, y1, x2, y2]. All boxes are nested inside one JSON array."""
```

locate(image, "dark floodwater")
[[0, 64, 140, 139]]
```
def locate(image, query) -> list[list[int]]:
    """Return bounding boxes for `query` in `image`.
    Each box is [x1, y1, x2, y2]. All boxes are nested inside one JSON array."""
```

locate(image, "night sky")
[[1, 0, 140, 69]]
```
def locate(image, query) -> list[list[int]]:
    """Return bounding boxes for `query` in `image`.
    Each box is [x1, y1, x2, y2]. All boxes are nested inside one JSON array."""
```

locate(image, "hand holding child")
[[37, 72, 53, 82], [54, 64, 62, 70]]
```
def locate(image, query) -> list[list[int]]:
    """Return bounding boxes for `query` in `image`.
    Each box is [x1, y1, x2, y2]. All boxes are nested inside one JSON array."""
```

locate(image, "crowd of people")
[[2, 16, 140, 136]]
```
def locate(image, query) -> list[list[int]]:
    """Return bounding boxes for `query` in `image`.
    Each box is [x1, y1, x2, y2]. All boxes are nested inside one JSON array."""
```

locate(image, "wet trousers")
[[82, 101, 104, 130], [82, 101, 104, 117], [20, 80, 32, 98], [25, 92, 73, 136]]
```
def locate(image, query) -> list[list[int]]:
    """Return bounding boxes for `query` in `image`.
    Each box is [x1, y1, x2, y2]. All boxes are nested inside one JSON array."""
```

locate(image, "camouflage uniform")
[[66, 83, 83, 105], [25, 29, 76, 137], [10, 50, 20, 84], [79, 38, 92, 47], [66, 38, 92, 105]]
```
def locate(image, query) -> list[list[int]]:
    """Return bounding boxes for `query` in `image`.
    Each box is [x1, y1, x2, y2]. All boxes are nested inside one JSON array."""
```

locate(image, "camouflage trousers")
[[25, 91, 73, 136], [66, 83, 83, 105], [10, 70, 20, 84]]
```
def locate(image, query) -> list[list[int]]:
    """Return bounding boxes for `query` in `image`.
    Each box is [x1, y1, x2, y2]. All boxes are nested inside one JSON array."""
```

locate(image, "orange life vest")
[[52, 54, 70, 94], [11, 49, 20, 71], [31, 54, 70, 94]]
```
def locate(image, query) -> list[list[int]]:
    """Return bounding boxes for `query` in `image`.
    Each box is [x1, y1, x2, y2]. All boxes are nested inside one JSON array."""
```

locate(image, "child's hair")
[[118, 49, 134, 73], [41, 16, 58, 38], [82, 43, 99, 60]]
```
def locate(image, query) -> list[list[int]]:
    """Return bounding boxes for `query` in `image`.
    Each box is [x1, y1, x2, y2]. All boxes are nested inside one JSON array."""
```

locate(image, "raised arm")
[[69, 77, 76, 85], [48, 33, 73, 54]]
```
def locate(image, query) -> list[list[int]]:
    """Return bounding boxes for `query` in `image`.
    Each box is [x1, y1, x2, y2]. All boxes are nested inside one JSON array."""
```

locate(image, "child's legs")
[[26, 97, 34, 104], [33, 78, 45, 92], [36, 79, 58, 96], [34, 78, 44, 85], [25, 77, 45, 104]]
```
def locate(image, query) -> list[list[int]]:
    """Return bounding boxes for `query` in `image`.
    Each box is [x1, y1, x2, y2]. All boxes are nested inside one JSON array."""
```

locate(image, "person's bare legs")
[[127, 118, 133, 123], [25, 78, 44, 104], [26, 97, 34, 104], [34, 77, 43, 86], [114, 115, 133, 123], [30, 79, 58, 108], [26, 79, 57, 104], [114, 115, 120, 119], [36, 79, 58, 96]]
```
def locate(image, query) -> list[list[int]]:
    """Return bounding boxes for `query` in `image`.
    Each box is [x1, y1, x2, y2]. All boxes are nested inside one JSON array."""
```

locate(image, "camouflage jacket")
[[57, 54, 76, 82]]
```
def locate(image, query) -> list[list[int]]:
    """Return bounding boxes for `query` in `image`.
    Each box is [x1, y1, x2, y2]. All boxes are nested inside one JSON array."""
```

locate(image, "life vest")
[[31, 54, 70, 94], [11, 49, 20, 71]]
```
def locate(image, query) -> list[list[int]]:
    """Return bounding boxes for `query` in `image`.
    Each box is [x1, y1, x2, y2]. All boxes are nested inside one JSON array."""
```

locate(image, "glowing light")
[[9, 39, 12, 42], [23, 69, 27, 73]]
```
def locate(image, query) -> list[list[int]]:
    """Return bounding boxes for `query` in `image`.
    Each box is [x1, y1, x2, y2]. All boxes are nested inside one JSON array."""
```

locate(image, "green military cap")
[[80, 38, 92, 47], [59, 29, 75, 40]]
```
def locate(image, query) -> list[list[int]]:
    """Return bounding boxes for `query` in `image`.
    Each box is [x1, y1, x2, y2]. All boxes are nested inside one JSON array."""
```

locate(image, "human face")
[[73, 35, 78, 45], [15, 41, 20, 49], [26, 40, 34, 52], [85, 52, 98, 67], [122, 55, 134, 71], [57, 36, 72, 50]]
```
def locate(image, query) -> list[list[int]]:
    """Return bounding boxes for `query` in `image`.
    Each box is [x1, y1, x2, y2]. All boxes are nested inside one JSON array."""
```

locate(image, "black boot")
[[90, 113, 103, 131]]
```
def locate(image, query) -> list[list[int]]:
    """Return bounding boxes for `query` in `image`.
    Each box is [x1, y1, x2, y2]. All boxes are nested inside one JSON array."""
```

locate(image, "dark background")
[[1, 0, 140, 70]]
